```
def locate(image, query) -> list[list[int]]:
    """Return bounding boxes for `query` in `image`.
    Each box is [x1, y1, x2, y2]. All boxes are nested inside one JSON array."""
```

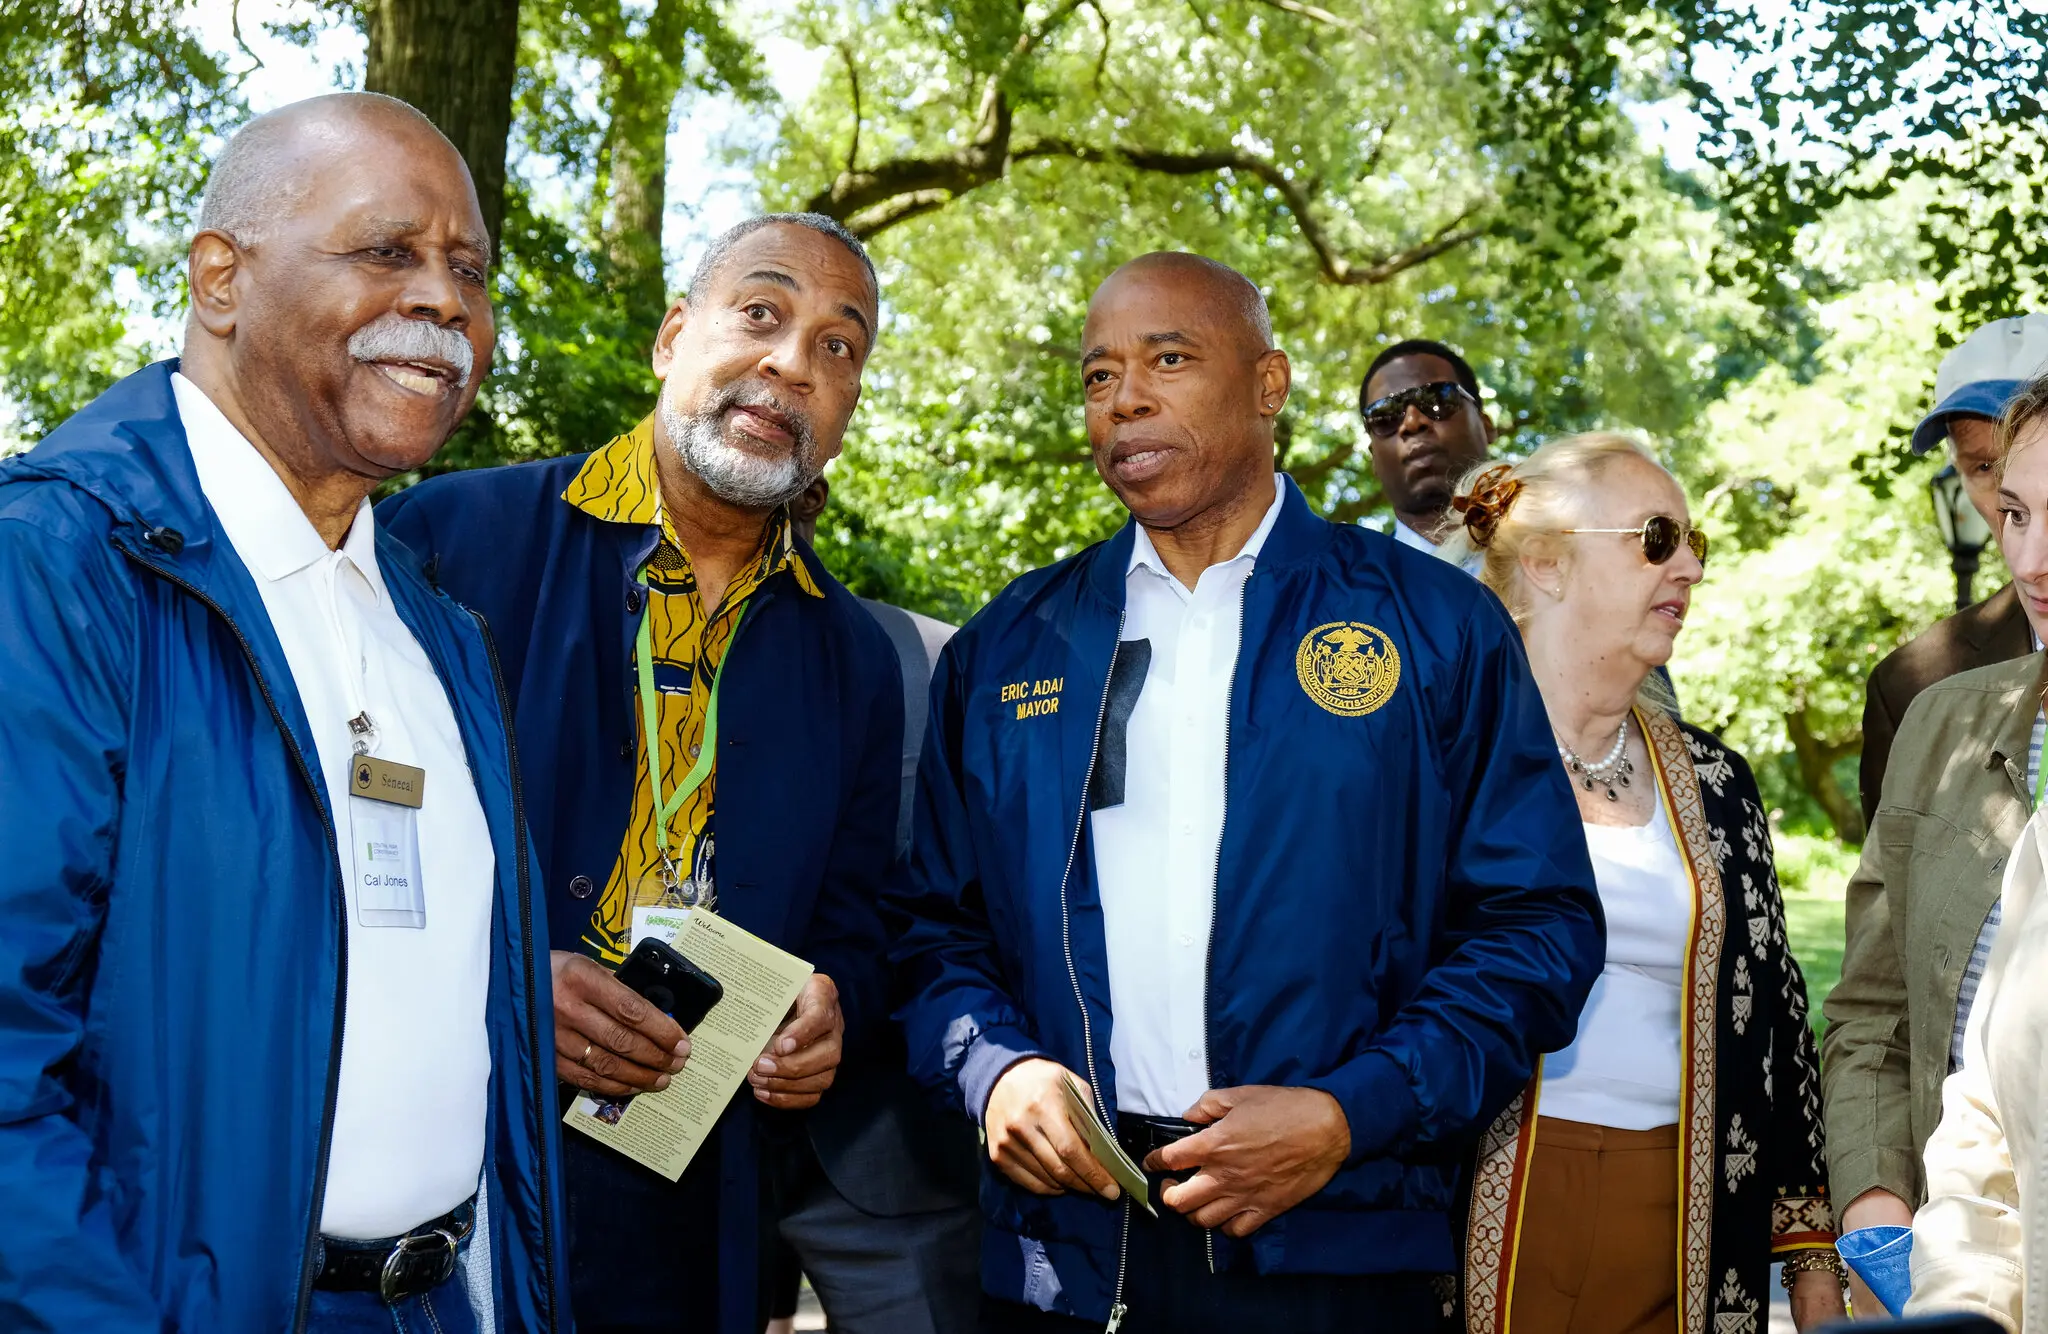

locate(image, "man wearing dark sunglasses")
[[1359, 339, 1497, 552]]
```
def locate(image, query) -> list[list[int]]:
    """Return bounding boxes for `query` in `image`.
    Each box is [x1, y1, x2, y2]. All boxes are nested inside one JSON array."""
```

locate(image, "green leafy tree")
[[761, 0, 1779, 616], [0, 1, 236, 437], [1673, 269, 1962, 844]]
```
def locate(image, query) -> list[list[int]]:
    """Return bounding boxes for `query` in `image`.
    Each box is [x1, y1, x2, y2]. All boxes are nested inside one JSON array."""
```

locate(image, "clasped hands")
[[983, 1057, 1350, 1237], [550, 950, 844, 1109]]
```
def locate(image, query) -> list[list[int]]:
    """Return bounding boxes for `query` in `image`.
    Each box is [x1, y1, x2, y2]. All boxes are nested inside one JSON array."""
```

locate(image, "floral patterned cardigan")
[[1461, 708, 1838, 1334]]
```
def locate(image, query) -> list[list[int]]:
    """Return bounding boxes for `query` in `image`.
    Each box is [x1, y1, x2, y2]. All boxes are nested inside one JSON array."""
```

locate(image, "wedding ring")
[[581, 1042, 594, 1064]]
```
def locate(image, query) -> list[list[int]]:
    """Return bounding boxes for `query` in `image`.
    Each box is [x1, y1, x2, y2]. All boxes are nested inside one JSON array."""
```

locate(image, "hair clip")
[[1451, 463, 1523, 548]]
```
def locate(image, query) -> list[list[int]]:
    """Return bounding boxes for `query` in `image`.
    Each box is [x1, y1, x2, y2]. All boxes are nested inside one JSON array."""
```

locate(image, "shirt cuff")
[[960, 1024, 1053, 1126], [1305, 1049, 1420, 1167], [1827, 1145, 1922, 1218]]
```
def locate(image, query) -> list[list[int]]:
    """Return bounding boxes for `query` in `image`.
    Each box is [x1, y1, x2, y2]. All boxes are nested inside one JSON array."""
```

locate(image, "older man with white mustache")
[[378, 213, 918, 1334], [0, 92, 570, 1333]]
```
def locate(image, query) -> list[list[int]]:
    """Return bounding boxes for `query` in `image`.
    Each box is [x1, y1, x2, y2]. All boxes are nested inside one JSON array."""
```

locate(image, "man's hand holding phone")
[[984, 1058, 1122, 1201], [551, 950, 691, 1098]]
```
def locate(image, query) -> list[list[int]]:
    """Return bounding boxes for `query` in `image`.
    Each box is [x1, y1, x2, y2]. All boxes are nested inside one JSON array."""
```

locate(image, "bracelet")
[[1779, 1248, 1848, 1291]]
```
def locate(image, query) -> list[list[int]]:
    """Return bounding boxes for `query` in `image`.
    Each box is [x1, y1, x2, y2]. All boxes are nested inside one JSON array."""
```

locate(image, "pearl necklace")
[[1559, 723, 1633, 802]]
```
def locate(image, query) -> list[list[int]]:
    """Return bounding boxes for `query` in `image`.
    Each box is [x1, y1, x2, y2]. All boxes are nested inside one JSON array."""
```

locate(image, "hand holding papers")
[[1059, 1074, 1157, 1217], [565, 911, 812, 1180], [983, 1058, 1135, 1205]]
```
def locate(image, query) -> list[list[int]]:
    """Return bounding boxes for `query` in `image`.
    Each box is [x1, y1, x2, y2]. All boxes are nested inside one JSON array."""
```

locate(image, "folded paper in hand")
[[1059, 1074, 1156, 1218], [563, 911, 811, 1181]]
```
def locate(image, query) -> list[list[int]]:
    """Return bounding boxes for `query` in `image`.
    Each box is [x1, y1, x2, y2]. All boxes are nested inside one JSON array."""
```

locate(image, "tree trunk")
[[363, 0, 521, 255], [595, 0, 698, 354], [603, 48, 684, 351], [1784, 708, 1865, 845]]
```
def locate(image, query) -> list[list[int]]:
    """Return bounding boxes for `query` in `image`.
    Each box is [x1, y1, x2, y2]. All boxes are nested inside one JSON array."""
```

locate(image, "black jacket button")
[[568, 875, 595, 899], [625, 587, 644, 614]]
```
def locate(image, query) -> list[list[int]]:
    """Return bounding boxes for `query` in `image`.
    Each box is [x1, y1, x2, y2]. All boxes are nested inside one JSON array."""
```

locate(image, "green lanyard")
[[2036, 741, 2045, 812], [635, 578, 751, 884]]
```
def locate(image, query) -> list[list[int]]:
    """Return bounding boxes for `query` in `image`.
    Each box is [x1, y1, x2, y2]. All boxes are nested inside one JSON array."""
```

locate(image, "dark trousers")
[[764, 1127, 982, 1334], [978, 1202, 1446, 1334], [564, 1123, 728, 1333]]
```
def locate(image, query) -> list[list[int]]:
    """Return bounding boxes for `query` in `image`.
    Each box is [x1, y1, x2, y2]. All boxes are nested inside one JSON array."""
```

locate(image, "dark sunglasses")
[[1362, 381, 1477, 438], [1561, 515, 1708, 567]]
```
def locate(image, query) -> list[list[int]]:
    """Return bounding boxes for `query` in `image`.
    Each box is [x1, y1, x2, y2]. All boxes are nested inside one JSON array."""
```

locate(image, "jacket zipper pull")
[[1105, 1301, 1128, 1333]]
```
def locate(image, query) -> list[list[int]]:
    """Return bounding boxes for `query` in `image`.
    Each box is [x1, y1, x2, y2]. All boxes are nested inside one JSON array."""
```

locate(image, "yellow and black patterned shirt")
[[561, 417, 822, 963]]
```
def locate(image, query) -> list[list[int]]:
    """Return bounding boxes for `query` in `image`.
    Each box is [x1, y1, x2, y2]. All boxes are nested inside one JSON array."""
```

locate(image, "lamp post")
[[1930, 463, 1995, 611]]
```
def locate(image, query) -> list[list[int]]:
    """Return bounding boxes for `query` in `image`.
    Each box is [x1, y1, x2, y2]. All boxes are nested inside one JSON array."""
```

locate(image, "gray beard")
[[658, 387, 816, 509]]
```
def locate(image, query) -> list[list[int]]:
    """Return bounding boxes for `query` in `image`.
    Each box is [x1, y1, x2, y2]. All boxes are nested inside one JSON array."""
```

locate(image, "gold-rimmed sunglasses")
[[1561, 515, 1708, 567]]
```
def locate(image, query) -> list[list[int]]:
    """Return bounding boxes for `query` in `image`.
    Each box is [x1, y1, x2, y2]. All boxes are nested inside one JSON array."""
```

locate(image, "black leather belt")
[[314, 1198, 475, 1302], [1117, 1113, 1201, 1175]]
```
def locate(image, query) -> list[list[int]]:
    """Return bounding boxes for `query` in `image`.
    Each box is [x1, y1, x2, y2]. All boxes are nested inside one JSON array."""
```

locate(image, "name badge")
[[348, 756, 427, 929], [351, 755, 426, 808], [630, 905, 692, 951]]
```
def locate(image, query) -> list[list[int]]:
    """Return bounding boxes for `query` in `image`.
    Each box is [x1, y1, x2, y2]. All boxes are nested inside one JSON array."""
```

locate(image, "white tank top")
[[1538, 800, 1692, 1130]]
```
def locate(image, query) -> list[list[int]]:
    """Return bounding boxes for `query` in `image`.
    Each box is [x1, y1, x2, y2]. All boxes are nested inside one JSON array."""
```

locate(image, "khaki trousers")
[[1505, 1117, 1681, 1334]]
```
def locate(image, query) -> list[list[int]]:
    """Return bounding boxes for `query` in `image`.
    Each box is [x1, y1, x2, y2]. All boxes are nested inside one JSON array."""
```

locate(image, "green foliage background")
[[4, 0, 2046, 860]]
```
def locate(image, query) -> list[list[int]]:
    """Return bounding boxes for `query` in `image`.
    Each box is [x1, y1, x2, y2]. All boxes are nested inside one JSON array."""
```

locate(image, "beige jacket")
[[1909, 804, 2048, 1329]]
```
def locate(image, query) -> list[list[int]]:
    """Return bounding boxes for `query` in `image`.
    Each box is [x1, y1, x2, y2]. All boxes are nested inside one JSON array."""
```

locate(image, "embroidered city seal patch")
[[1295, 621, 1401, 716]]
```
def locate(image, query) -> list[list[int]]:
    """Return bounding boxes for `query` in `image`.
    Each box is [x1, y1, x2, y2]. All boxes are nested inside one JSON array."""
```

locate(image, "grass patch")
[[1773, 829, 1856, 1039]]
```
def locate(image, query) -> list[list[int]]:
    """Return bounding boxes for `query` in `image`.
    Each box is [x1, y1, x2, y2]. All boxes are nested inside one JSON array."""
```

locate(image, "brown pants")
[[1505, 1117, 1680, 1334]]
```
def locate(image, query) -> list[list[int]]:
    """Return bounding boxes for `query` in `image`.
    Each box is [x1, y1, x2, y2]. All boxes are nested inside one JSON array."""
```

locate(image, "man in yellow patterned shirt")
[[380, 214, 910, 1334], [560, 413, 823, 963]]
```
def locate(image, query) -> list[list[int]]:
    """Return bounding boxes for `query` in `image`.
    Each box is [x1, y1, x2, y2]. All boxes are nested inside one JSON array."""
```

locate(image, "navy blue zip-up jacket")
[[0, 362, 570, 1331], [378, 453, 901, 1334], [887, 476, 1603, 1321]]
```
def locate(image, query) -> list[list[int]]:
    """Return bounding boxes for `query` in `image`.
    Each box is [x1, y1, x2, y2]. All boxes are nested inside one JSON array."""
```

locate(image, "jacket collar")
[[1990, 648, 2048, 777], [5, 359, 205, 537], [1085, 471, 1327, 606]]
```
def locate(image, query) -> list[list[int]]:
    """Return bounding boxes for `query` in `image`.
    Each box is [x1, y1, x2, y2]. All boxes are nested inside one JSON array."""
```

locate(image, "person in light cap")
[[1822, 316, 2048, 1316], [1862, 313, 2048, 824]]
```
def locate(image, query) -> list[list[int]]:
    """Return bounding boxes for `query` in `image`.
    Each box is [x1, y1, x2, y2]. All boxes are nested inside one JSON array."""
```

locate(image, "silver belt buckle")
[[379, 1227, 458, 1303]]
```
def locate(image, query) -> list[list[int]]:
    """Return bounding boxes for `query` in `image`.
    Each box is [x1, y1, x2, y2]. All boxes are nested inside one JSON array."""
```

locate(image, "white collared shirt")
[[175, 373, 494, 1240], [1089, 476, 1286, 1117], [1393, 514, 1484, 575], [1392, 517, 1439, 554]]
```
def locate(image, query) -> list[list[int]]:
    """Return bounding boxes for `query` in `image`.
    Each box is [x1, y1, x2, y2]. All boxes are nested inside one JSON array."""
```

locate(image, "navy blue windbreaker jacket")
[[0, 362, 570, 1331], [886, 476, 1604, 1321]]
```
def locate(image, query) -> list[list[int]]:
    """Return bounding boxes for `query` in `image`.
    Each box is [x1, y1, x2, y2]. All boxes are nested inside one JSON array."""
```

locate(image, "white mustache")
[[347, 313, 474, 390]]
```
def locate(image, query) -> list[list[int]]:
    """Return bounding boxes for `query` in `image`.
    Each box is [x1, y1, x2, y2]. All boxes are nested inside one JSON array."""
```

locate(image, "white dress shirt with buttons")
[[1090, 477, 1286, 1118], [175, 373, 495, 1240]]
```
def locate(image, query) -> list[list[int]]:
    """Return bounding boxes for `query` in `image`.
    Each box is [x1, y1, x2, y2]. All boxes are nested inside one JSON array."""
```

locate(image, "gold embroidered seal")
[[1295, 621, 1401, 717]]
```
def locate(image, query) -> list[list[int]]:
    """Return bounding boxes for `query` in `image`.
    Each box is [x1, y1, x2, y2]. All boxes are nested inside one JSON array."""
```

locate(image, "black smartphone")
[[614, 936, 724, 1032]]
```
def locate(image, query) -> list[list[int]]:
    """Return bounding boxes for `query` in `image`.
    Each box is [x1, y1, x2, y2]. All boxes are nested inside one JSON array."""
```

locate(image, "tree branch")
[[837, 43, 861, 177], [1004, 0, 1090, 78], [1016, 138, 1486, 284], [845, 189, 959, 237], [1081, 0, 1112, 96], [230, 0, 265, 70], [802, 7, 1473, 280], [816, 128, 1488, 276], [1248, 0, 1370, 36]]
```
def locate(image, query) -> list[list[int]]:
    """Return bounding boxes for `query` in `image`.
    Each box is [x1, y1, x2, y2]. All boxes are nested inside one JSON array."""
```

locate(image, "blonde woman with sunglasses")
[[1440, 433, 1846, 1333]]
